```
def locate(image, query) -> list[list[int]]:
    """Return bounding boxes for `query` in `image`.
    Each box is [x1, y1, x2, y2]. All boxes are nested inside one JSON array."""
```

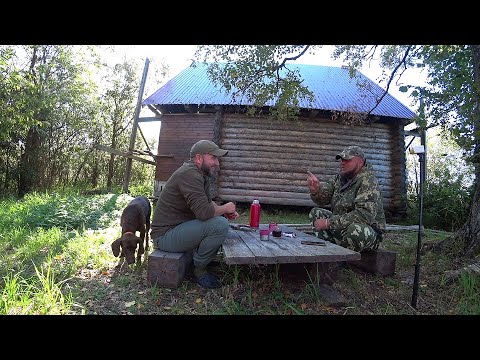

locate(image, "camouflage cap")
[[336, 145, 365, 160], [190, 140, 228, 157]]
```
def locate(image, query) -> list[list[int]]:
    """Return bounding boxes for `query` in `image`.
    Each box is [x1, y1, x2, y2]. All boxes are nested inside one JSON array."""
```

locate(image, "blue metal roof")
[[143, 62, 415, 120]]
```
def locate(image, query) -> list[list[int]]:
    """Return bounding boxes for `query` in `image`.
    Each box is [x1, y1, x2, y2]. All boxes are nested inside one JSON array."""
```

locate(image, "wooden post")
[[122, 58, 150, 193]]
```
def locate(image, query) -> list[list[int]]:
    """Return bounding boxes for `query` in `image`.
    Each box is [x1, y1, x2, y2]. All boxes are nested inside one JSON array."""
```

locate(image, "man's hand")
[[224, 211, 240, 221], [307, 171, 320, 194], [213, 201, 238, 218], [223, 201, 239, 220], [313, 218, 329, 231], [222, 201, 236, 215]]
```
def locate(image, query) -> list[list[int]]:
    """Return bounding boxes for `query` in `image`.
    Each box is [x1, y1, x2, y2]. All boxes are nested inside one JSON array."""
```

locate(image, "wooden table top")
[[222, 224, 361, 265]]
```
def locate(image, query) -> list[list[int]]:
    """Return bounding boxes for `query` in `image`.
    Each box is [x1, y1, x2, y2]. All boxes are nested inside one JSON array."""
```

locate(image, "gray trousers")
[[153, 216, 229, 270]]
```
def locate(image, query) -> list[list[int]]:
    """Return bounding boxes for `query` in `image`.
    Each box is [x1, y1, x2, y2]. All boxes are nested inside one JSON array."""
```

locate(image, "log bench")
[[147, 249, 193, 288], [347, 248, 397, 276]]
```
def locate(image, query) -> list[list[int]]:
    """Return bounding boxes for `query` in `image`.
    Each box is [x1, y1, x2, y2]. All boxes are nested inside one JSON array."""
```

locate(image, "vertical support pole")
[[123, 58, 150, 193], [419, 98, 427, 182], [411, 96, 427, 309], [411, 152, 424, 308]]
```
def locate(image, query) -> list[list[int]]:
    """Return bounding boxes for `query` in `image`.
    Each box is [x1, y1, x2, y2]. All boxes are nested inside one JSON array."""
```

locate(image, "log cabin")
[[142, 62, 416, 218]]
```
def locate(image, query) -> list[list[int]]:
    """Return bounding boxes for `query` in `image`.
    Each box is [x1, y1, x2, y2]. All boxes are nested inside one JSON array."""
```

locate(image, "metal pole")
[[122, 58, 150, 193], [411, 152, 425, 308]]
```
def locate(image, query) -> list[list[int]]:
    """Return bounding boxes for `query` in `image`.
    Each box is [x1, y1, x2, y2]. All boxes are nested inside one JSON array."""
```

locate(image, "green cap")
[[336, 145, 365, 160], [190, 140, 228, 157]]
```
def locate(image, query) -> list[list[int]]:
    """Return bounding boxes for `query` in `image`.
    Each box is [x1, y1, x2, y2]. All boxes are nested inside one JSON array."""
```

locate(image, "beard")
[[340, 169, 356, 179], [340, 160, 364, 179], [201, 162, 219, 177]]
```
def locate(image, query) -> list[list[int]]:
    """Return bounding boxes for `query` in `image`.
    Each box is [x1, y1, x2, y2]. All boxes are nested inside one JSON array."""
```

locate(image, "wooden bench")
[[147, 249, 193, 288], [347, 248, 397, 276]]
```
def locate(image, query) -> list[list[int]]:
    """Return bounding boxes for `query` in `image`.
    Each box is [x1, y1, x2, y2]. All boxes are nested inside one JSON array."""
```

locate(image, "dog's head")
[[111, 232, 142, 265]]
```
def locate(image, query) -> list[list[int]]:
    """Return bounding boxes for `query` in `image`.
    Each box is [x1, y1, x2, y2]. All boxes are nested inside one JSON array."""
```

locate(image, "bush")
[[407, 171, 473, 232]]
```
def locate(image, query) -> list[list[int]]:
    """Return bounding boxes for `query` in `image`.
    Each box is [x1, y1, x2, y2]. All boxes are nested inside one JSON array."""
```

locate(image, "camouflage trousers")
[[308, 208, 380, 252]]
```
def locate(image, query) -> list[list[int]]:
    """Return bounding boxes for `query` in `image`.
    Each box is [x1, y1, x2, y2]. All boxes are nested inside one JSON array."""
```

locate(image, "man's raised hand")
[[307, 170, 320, 194]]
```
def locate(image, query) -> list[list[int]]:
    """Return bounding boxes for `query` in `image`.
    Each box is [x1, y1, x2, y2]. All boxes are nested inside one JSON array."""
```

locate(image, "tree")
[[406, 127, 473, 232], [13, 45, 100, 197], [194, 45, 480, 259], [0, 45, 102, 196], [99, 58, 141, 190]]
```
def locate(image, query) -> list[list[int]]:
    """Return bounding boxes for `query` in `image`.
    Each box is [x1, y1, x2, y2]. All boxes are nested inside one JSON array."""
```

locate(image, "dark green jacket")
[[310, 163, 386, 233], [150, 161, 215, 239]]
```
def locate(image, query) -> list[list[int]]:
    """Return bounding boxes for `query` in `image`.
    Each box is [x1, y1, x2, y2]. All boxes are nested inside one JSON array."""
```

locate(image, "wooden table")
[[222, 224, 361, 265]]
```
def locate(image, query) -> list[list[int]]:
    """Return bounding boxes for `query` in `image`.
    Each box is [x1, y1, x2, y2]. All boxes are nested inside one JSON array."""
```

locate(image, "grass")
[[0, 191, 479, 315]]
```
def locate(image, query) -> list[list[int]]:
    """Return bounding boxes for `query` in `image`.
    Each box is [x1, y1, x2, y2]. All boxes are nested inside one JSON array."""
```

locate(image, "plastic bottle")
[[249, 199, 261, 228]]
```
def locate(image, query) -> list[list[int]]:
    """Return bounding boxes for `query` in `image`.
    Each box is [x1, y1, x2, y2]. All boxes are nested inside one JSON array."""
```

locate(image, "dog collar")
[[124, 231, 135, 236]]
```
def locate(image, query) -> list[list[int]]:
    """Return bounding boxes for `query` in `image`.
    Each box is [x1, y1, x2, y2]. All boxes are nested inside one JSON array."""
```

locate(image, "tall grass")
[[457, 273, 480, 315], [1, 190, 478, 315], [0, 264, 73, 315], [0, 192, 133, 314]]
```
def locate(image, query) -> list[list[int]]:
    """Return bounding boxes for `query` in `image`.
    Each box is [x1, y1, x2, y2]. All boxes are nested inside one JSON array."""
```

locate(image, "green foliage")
[[2, 190, 479, 315], [1, 192, 123, 231], [0, 45, 103, 196], [232, 203, 310, 225], [0, 45, 160, 199], [0, 191, 133, 314], [418, 46, 476, 155], [406, 129, 474, 232], [194, 45, 318, 121], [0, 263, 73, 315], [128, 183, 153, 198], [407, 174, 473, 232], [457, 273, 480, 315], [423, 179, 472, 232]]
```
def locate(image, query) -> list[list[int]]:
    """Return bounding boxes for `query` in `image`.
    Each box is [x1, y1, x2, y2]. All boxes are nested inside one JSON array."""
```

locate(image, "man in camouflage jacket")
[[307, 145, 386, 252]]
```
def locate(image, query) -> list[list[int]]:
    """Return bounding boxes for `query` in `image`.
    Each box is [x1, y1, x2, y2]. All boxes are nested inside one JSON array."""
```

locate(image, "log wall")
[[217, 114, 407, 217], [155, 112, 408, 217]]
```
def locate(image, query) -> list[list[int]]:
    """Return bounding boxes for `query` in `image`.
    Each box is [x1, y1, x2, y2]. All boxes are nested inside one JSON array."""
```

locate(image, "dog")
[[111, 196, 151, 265]]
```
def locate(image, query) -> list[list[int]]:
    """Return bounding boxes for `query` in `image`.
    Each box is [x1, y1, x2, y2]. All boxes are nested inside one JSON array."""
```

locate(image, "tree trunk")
[[106, 153, 115, 190], [18, 127, 42, 198], [106, 132, 118, 190], [91, 160, 99, 188], [433, 45, 480, 258]]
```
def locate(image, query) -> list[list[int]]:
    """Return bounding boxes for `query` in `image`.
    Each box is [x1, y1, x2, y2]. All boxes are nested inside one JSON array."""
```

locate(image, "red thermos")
[[249, 199, 261, 228]]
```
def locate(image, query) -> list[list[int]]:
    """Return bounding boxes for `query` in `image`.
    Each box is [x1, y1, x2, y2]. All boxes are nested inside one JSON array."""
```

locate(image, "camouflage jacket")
[[310, 163, 386, 233]]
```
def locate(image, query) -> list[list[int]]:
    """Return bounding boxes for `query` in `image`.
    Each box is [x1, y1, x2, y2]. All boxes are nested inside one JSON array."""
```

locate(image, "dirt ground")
[[68, 230, 473, 316]]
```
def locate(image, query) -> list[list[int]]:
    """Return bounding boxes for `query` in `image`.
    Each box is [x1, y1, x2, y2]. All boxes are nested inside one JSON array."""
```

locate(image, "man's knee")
[[344, 223, 377, 251], [207, 216, 229, 238]]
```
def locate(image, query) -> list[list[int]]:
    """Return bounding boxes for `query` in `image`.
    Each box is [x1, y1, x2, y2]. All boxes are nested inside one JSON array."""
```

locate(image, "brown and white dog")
[[111, 196, 151, 265]]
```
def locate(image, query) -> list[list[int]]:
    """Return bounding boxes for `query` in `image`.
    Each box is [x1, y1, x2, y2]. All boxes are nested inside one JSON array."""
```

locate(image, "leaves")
[[125, 301, 135, 308], [194, 45, 318, 121]]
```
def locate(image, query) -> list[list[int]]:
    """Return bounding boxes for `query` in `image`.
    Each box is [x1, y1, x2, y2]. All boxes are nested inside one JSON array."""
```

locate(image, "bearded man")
[[150, 140, 238, 289], [307, 145, 386, 252]]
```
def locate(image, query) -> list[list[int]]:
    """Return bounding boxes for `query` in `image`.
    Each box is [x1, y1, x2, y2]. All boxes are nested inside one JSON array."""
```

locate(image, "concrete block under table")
[[147, 249, 193, 288], [347, 248, 397, 276]]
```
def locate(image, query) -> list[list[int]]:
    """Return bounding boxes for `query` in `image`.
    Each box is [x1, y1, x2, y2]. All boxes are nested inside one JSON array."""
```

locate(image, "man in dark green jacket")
[[150, 140, 238, 289], [307, 145, 386, 252]]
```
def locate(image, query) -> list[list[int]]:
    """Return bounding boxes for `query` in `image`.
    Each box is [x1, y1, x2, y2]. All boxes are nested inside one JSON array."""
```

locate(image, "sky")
[[116, 45, 427, 144]]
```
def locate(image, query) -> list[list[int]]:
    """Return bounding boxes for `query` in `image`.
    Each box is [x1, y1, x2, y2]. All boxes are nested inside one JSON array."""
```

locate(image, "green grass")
[[233, 203, 310, 225], [0, 192, 132, 314], [457, 273, 480, 314], [1, 191, 478, 315]]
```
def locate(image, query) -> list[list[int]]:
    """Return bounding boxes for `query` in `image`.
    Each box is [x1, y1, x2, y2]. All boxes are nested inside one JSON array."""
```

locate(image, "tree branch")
[[365, 46, 413, 119]]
